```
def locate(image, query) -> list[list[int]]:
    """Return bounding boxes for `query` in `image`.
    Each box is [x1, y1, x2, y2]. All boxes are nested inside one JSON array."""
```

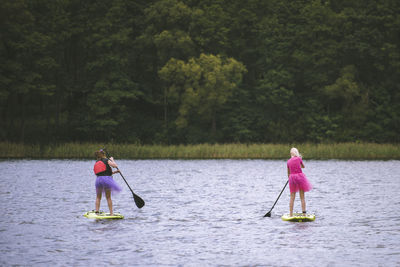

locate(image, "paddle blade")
[[264, 211, 271, 217], [133, 193, 145, 209]]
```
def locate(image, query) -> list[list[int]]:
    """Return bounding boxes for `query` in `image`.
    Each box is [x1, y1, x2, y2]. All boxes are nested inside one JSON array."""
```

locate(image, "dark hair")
[[94, 150, 106, 160]]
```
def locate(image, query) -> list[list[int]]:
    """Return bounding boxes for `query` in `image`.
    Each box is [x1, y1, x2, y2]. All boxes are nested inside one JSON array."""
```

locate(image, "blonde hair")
[[290, 147, 302, 157]]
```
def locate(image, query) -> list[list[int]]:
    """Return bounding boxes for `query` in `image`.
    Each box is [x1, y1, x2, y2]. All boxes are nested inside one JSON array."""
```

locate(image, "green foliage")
[[324, 65, 361, 108], [1, 0, 400, 144], [159, 53, 246, 141]]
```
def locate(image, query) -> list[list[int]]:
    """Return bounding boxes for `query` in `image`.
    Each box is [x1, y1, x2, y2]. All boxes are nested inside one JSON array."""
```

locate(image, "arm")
[[108, 157, 118, 168], [300, 158, 305, 168], [287, 166, 290, 177]]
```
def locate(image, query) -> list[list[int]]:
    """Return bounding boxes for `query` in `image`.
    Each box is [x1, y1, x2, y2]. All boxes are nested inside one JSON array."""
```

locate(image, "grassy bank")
[[0, 142, 399, 160]]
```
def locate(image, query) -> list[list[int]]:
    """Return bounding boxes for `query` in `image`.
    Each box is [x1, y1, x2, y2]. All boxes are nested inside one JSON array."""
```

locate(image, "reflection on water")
[[0, 159, 399, 266]]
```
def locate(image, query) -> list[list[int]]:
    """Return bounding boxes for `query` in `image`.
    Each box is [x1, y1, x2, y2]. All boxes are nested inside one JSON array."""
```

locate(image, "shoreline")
[[0, 142, 399, 160]]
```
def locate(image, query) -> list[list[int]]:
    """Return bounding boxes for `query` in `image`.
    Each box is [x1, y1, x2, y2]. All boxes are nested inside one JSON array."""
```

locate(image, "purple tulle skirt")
[[95, 176, 122, 195], [289, 173, 312, 194]]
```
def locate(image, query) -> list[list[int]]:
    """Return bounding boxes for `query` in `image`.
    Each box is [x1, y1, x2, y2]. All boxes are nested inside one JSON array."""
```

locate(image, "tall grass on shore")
[[0, 142, 399, 160]]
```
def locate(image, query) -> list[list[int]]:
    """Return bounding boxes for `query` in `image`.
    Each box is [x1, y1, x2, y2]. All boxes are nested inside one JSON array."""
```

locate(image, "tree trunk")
[[19, 94, 26, 143], [211, 111, 217, 138]]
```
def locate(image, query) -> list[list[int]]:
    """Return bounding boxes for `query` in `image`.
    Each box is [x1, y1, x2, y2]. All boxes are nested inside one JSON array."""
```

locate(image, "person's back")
[[287, 156, 303, 174]]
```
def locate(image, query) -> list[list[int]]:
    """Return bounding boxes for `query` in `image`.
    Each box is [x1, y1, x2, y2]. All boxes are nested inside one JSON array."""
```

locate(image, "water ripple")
[[0, 159, 399, 266]]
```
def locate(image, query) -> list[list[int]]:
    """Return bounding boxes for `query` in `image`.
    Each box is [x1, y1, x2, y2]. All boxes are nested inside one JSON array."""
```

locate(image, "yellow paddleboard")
[[83, 211, 124, 219], [281, 213, 315, 222]]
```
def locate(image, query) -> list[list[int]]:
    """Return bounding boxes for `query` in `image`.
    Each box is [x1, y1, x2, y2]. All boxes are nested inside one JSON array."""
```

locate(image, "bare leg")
[[299, 190, 306, 213], [105, 189, 113, 215], [289, 193, 296, 217], [95, 191, 102, 212]]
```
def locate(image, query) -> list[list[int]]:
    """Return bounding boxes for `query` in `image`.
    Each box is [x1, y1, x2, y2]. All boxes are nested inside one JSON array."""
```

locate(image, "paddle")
[[264, 180, 288, 217], [103, 149, 145, 209]]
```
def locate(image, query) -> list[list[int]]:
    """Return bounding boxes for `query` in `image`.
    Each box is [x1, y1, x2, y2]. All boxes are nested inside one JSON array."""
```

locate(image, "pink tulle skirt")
[[95, 176, 122, 195], [289, 173, 312, 194]]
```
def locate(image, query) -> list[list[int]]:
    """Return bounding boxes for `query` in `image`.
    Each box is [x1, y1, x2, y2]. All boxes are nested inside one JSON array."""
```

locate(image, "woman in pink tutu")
[[93, 149, 122, 215], [287, 147, 312, 216]]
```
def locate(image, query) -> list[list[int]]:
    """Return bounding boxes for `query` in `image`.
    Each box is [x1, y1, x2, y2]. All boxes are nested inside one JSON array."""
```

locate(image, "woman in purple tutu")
[[287, 147, 312, 216], [93, 150, 122, 215]]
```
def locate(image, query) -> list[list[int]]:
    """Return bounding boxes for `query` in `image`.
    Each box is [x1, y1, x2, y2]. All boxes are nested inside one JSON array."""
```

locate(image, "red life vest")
[[94, 158, 112, 176]]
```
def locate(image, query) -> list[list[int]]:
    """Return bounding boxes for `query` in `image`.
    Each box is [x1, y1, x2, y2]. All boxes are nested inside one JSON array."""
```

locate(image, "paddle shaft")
[[264, 180, 288, 217]]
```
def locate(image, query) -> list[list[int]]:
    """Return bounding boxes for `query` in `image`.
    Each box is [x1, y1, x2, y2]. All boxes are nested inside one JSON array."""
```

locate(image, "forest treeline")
[[1, 0, 399, 144]]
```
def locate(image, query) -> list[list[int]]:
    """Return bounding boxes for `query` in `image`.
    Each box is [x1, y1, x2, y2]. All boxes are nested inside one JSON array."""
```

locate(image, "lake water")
[[0, 159, 399, 266]]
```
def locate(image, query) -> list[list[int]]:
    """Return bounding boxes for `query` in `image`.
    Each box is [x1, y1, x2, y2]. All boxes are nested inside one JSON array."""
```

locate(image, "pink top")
[[287, 156, 303, 174]]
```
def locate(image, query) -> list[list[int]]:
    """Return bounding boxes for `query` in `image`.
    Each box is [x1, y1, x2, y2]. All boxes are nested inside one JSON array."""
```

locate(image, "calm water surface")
[[0, 159, 399, 266]]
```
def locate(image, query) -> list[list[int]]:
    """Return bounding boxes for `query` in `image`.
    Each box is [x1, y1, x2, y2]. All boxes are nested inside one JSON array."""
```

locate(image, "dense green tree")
[[1, 0, 399, 144], [82, 0, 142, 141], [159, 53, 246, 142], [1, 0, 60, 142]]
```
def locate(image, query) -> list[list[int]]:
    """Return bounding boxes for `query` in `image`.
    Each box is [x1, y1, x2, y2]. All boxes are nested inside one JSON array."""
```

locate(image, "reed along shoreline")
[[1, 142, 399, 160]]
